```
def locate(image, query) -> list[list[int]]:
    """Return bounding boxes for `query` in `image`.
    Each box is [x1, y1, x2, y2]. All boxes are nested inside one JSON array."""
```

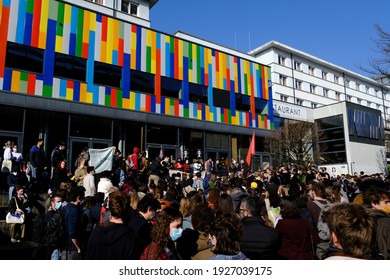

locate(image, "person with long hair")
[[85, 191, 138, 259], [140, 207, 183, 260]]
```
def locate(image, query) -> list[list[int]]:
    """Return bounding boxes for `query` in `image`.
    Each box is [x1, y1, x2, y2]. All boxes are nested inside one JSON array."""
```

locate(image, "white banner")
[[89, 147, 114, 173]]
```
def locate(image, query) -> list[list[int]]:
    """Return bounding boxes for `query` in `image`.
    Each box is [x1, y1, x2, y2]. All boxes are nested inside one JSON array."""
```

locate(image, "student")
[[324, 203, 377, 260]]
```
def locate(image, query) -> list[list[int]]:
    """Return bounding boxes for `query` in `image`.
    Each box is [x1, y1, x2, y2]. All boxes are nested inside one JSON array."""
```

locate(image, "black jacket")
[[85, 222, 139, 260], [240, 216, 280, 260]]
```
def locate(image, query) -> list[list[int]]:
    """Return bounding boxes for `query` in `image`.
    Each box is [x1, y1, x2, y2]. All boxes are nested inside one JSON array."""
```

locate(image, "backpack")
[[45, 207, 67, 250], [150, 160, 159, 172], [313, 200, 333, 241], [127, 154, 135, 169]]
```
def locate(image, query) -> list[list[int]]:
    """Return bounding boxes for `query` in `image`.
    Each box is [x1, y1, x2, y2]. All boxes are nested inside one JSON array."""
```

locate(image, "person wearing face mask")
[[44, 193, 64, 259], [140, 207, 183, 260], [363, 186, 390, 259], [128, 193, 161, 258]]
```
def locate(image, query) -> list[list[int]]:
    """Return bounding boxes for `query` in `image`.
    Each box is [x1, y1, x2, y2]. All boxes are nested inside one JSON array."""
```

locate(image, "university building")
[[0, 0, 274, 171], [0, 0, 388, 175]]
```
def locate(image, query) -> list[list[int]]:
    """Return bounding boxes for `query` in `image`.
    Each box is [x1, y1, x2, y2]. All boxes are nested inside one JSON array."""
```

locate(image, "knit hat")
[[250, 182, 258, 189]]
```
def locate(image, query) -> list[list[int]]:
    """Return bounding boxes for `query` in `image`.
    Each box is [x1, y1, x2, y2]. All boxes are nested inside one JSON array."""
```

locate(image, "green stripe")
[[117, 90, 122, 108], [184, 108, 189, 118], [244, 74, 248, 94], [228, 109, 232, 124], [146, 46, 151, 73], [76, 9, 84, 57], [105, 93, 110, 106], [20, 72, 28, 81], [43, 85, 52, 98], [56, 3, 65, 37], [26, 0, 34, 14]]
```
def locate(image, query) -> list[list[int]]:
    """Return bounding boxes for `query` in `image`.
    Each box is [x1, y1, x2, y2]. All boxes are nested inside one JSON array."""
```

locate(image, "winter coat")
[[85, 221, 139, 260], [239, 216, 280, 260]]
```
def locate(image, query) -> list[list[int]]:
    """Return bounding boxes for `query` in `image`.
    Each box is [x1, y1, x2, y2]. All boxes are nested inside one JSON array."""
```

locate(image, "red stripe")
[[174, 38, 179, 79], [31, 0, 42, 47], [111, 88, 117, 107], [174, 99, 179, 116], [82, 42, 88, 58], [118, 38, 124, 67], [226, 69, 230, 91], [224, 108, 228, 123], [246, 113, 250, 127], [67, 80, 74, 89], [146, 94, 151, 111], [215, 51, 219, 72], [155, 49, 161, 104], [101, 16, 107, 41], [264, 115, 268, 129], [27, 73, 36, 95], [0, 7, 10, 77]]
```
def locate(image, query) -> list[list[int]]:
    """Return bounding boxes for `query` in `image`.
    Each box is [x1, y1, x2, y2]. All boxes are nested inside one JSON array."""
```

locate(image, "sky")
[[149, 0, 390, 77]]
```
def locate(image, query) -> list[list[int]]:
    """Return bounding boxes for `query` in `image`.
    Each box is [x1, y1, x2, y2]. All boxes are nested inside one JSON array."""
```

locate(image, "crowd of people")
[[1, 138, 390, 260]]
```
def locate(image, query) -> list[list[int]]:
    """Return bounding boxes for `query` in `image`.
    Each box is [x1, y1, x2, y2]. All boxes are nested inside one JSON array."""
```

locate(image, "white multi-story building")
[[250, 41, 390, 175]]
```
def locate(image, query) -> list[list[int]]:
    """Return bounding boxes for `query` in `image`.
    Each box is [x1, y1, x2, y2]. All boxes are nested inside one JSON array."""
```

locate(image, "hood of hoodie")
[[93, 222, 133, 246], [133, 147, 139, 154]]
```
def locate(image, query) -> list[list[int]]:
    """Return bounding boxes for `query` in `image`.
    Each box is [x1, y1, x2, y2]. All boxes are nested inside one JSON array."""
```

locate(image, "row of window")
[[5, 42, 267, 114], [278, 55, 384, 96]]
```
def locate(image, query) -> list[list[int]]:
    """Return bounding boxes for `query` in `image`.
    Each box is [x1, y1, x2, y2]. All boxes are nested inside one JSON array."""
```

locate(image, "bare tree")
[[265, 120, 326, 169], [361, 24, 390, 78]]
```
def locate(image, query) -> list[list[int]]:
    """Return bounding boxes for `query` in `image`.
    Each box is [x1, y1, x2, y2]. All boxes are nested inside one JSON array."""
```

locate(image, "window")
[[279, 75, 287, 86], [367, 101, 371, 107], [161, 76, 182, 99], [213, 88, 230, 109], [357, 98, 362, 104], [255, 97, 268, 114], [294, 61, 301, 71], [94, 61, 122, 88], [322, 71, 328, 80], [335, 92, 341, 100], [130, 69, 155, 94], [5, 41, 44, 74], [334, 75, 339, 84], [309, 66, 315, 76], [189, 82, 208, 104], [296, 98, 303, 106], [122, 1, 138, 15], [54, 53, 87, 82], [310, 84, 316, 94], [323, 88, 329, 98], [347, 95, 352, 101], [280, 95, 288, 102], [278, 55, 286, 66], [295, 80, 302, 90], [235, 94, 250, 112], [356, 82, 360, 91], [312, 103, 318, 108], [345, 79, 351, 88]]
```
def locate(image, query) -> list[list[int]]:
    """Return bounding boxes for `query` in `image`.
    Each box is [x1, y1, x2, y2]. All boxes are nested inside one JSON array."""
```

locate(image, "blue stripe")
[[73, 81, 80, 101], [23, 13, 33, 45], [3, 69, 12, 91], [165, 42, 170, 76], [87, 31, 96, 95], [237, 58, 242, 94], [15, 0, 26, 43], [182, 57, 189, 108], [59, 79, 67, 98], [42, 19, 57, 86], [151, 95, 156, 112], [160, 96, 165, 114], [122, 53, 130, 98], [69, 33, 76, 56], [136, 26, 142, 70]]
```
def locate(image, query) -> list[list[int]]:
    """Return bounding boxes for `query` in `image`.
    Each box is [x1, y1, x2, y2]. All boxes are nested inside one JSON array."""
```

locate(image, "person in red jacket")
[[126, 147, 139, 172]]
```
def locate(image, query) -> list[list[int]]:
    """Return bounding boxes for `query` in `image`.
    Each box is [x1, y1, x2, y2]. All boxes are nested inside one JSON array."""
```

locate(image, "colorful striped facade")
[[0, 0, 274, 130]]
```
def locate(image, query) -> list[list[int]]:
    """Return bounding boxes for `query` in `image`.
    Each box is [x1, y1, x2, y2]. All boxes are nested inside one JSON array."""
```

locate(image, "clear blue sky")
[[150, 0, 390, 77]]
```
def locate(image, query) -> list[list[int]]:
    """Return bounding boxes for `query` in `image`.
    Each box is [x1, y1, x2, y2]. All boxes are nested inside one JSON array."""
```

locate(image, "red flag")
[[246, 132, 255, 167]]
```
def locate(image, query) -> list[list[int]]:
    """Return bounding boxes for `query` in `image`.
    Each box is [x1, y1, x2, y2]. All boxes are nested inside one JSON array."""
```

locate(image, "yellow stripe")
[[55, 35, 62, 53], [64, 4, 71, 24], [11, 71, 20, 92], [83, 11, 90, 44], [106, 18, 114, 63], [66, 87, 73, 101], [38, 0, 49, 49], [130, 91, 136, 109], [89, 10, 96, 31]]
